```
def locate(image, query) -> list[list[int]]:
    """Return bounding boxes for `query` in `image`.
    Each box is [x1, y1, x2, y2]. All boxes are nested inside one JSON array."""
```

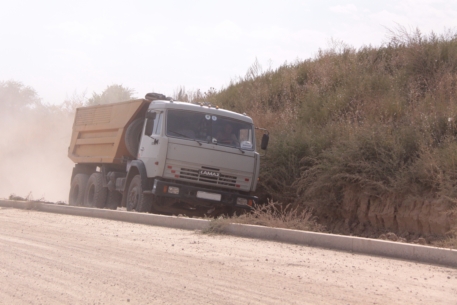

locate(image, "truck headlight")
[[168, 186, 180, 194], [236, 197, 248, 206]]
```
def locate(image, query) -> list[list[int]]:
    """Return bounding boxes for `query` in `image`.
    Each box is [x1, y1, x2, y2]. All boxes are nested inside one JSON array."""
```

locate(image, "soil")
[[0, 207, 456, 304], [337, 188, 457, 240]]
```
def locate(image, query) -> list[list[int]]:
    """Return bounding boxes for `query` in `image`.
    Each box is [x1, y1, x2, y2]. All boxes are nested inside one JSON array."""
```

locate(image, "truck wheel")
[[69, 174, 89, 206], [83, 173, 107, 208], [105, 190, 121, 210], [125, 118, 144, 157], [126, 175, 152, 213]]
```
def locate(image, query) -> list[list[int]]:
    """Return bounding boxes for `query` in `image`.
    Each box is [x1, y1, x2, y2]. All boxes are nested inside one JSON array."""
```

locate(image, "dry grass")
[[434, 229, 457, 250], [203, 200, 325, 234], [8, 194, 28, 201], [434, 209, 457, 249], [436, 237, 457, 250], [8, 193, 58, 204]]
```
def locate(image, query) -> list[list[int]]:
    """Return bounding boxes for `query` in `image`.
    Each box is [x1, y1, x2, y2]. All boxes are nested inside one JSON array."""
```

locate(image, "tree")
[[87, 84, 136, 106], [0, 80, 40, 111]]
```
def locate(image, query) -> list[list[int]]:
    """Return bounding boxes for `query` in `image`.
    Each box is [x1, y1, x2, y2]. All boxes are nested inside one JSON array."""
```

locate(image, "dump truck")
[[67, 93, 269, 216]]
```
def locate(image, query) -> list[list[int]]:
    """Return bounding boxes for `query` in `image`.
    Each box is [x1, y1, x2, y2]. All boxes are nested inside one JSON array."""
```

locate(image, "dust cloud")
[[0, 82, 136, 202], [0, 81, 79, 202]]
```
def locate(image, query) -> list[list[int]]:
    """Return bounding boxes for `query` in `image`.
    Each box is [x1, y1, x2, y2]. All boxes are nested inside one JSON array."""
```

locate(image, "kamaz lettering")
[[199, 170, 220, 177]]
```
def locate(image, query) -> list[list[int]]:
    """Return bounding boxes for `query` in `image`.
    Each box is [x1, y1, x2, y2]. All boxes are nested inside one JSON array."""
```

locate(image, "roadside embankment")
[[1, 199, 455, 268]]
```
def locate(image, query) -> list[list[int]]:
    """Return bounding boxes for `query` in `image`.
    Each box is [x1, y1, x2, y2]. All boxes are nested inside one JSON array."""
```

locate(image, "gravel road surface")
[[0, 207, 456, 304]]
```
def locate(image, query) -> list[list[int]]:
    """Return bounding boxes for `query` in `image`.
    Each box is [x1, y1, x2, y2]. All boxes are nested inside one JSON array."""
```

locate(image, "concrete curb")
[[0, 200, 36, 210], [38, 203, 209, 231], [1, 200, 456, 268], [223, 223, 456, 267]]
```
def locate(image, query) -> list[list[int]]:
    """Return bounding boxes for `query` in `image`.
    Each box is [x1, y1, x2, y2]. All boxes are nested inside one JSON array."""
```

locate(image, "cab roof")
[[148, 100, 253, 123]]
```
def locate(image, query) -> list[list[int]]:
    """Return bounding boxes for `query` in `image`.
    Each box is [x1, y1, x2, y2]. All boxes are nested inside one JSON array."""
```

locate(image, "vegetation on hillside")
[[194, 28, 457, 229]]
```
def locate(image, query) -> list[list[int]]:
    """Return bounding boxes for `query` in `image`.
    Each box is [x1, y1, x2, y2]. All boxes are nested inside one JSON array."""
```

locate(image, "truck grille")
[[180, 168, 237, 187]]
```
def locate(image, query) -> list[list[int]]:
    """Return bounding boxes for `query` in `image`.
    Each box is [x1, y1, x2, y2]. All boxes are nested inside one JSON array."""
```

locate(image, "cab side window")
[[144, 111, 162, 136], [154, 112, 163, 135]]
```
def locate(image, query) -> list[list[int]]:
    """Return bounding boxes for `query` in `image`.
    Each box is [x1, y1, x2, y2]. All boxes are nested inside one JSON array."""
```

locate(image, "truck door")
[[138, 111, 167, 178]]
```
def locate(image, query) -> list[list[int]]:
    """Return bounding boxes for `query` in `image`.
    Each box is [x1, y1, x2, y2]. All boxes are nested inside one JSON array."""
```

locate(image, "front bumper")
[[151, 179, 256, 210]]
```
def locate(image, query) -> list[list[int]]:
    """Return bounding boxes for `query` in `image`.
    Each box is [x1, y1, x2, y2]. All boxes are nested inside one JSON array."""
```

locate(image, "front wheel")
[[126, 175, 152, 213]]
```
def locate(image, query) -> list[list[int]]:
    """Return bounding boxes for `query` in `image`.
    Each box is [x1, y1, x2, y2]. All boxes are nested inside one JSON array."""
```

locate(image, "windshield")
[[166, 109, 254, 150]]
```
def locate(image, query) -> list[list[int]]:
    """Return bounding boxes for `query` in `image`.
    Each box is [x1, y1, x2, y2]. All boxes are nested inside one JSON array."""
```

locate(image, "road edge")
[[1, 199, 455, 268]]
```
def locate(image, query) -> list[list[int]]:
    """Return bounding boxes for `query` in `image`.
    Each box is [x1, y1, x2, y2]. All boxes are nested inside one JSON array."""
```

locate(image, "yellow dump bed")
[[68, 99, 150, 164]]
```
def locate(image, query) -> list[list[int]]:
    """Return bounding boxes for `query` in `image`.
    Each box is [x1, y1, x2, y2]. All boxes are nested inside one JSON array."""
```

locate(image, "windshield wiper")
[[213, 138, 245, 153], [169, 130, 202, 146]]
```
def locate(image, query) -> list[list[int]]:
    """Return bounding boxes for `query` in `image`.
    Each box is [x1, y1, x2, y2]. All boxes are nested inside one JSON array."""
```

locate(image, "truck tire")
[[83, 173, 108, 208], [125, 118, 144, 157], [126, 175, 152, 213], [69, 174, 89, 206], [105, 190, 121, 210]]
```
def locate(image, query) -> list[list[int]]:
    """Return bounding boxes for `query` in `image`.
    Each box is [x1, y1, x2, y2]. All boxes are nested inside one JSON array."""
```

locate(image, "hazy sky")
[[1, 0, 456, 104]]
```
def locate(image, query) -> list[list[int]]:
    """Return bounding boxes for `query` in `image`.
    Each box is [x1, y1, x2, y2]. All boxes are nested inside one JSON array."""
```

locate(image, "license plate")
[[196, 191, 221, 201]]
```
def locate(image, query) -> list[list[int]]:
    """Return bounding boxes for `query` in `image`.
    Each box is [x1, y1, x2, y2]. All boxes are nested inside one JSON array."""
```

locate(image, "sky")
[[1, 0, 456, 104]]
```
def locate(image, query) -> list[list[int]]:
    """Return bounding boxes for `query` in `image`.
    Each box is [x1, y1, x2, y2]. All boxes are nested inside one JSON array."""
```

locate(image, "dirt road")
[[0, 208, 456, 304]]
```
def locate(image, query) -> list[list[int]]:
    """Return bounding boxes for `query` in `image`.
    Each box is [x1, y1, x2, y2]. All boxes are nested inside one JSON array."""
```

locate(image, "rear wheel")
[[83, 173, 107, 208], [126, 175, 151, 213], [69, 174, 89, 206]]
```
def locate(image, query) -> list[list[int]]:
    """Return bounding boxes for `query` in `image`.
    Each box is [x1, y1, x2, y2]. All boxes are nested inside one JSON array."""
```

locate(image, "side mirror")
[[145, 111, 156, 120], [260, 134, 269, 150]]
